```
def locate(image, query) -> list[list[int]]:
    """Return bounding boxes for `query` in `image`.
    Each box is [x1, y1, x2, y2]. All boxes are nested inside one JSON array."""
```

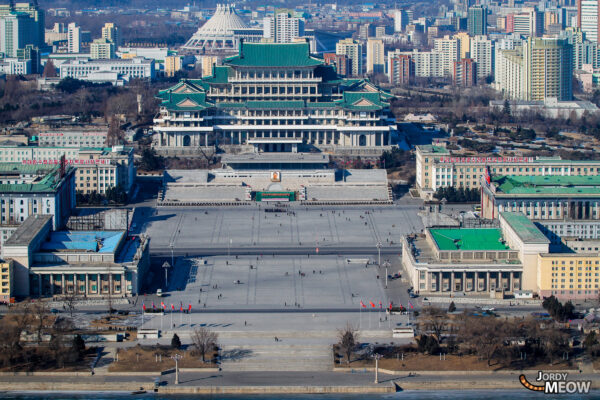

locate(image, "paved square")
[[164, 255, 387, 310], [140, 206, 424, 250]]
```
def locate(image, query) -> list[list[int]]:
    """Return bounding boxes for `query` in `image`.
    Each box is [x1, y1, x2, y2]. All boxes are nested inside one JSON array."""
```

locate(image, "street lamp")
[[170, 354, 182, 384], [169, 242, 175, 269], [376, 241, 382, 266], [383, 260, 391, 289], [372, 353, 382, 383], [162, 261, 171, 288]]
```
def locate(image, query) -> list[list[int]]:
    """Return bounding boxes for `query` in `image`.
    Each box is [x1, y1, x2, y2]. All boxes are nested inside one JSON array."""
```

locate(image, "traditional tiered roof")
[[224, 42, 323, 67], [157, 42, 393, 113]]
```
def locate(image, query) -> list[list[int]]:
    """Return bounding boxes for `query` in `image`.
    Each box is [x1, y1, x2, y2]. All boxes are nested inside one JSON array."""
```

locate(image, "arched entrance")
[[359, 134, 366, 146], [183, 135, 191, 146]]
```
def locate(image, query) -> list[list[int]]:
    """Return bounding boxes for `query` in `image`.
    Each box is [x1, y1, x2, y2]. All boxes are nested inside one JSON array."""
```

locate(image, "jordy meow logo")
[[520, 371, 592, 394]]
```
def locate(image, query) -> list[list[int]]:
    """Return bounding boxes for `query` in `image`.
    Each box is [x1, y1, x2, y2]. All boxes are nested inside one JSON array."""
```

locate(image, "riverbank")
[[0, 369, 598, 394]]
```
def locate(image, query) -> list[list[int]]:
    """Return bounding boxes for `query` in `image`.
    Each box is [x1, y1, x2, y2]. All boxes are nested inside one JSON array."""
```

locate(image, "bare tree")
[[463, 316, 505, 366], [105, 116, 123, 147], [337, 323, 359, 364], [31, 301, 49, 344], [191, 327, 218, 363], [419, 306, 448, 342], [64, 293, 77, 318], [541, 328, 569, 365], [0, 304, 29, 368]]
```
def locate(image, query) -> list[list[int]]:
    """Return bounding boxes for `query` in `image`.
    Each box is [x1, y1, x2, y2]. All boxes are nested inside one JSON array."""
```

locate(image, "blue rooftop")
[[41, 231, 125, 253]]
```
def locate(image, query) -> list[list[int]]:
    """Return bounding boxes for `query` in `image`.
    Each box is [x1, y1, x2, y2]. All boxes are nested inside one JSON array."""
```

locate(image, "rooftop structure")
[[429, 228, 509, 251], [483, 174, 600, 220], [2, 215, 149, 298], [160, 162, 391, 206], [153, 41, 395, 156], [220, 152, 329, 170], [492, 175, 600, 196], [402, 227, 523, 295], [181, 4, 263, 54], [500, 212, 550, 244], [40, 231, 124, 253]]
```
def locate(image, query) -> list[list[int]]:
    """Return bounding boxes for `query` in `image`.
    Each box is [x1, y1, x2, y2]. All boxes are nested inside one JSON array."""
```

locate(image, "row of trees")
[[416, 306, 571, 367], [434, 187, 480, 203], [337, 303, 584, 368], [379, 148, 414, 171], [542, 296, 575, 322], [76, 186, 128, 206], [0, 302, 88, 370]]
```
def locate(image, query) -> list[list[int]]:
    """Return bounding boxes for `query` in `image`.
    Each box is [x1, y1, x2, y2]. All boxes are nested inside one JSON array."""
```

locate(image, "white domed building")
[[181, 4, 263, 54]]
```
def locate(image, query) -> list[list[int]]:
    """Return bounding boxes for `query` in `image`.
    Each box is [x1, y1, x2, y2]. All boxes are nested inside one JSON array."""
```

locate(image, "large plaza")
[[139, 205, 424, 251]]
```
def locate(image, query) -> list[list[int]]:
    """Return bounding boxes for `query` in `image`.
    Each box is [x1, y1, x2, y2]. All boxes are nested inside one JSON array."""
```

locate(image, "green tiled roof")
[[0, 164, 71, 193], [0, 163, 57, 175], [246, 100, 305, 109], [225, 42, 323, 67], [493, 175, 600, 196], [306, 102, 338, 108], [216, 102, 247, 108], [338, 91, 385, 111], [160, 92, 210, 111], [202, 66, 233, 84], [157, 80, 206, 99], [429, 228, 510, 251], [500, 212, 549, 244]]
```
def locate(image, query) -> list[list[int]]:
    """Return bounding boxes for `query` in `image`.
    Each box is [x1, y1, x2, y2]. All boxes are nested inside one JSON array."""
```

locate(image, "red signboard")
[[438, 156, 534, 164], [21, 159, 111, 165]]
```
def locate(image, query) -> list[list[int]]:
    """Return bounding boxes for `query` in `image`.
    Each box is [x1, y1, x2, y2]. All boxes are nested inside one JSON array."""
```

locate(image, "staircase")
[[220, 341, 332, 372]]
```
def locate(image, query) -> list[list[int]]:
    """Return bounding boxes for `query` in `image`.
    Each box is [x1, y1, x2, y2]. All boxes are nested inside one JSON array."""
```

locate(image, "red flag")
[[360, 300, 366, 308], [409, 301, 413, 309], [152, 301, 155, 309], [188, 304, 192, 312], [379, 301, 382, 309], [369, 301, 375, 308], [142, 303, 146, 311], [171, 304, 175, 311], [180, 304, 183, 312], [161, 302, 165, 309], [389, 302, 393, 310]]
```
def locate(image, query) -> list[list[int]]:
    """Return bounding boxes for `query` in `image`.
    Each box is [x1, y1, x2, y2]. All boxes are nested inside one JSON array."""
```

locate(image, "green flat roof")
[[225, 42, 323, 67], [418, 145, 449, 154], [0, 163, 72, 193], [500, 212, 550, 244], [494, 175, 600, 195], [429, 228, 510, 251], [0, 163, 58, 174]]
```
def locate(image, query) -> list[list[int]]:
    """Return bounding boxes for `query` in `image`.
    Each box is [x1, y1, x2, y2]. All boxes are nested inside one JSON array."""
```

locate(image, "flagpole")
[[359, 301, 362, 331], [170, 308, 173, 328]]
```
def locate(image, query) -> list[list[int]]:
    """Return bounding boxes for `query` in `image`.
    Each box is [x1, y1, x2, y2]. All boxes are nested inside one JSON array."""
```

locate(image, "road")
[[151, 245, 402, 257]]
